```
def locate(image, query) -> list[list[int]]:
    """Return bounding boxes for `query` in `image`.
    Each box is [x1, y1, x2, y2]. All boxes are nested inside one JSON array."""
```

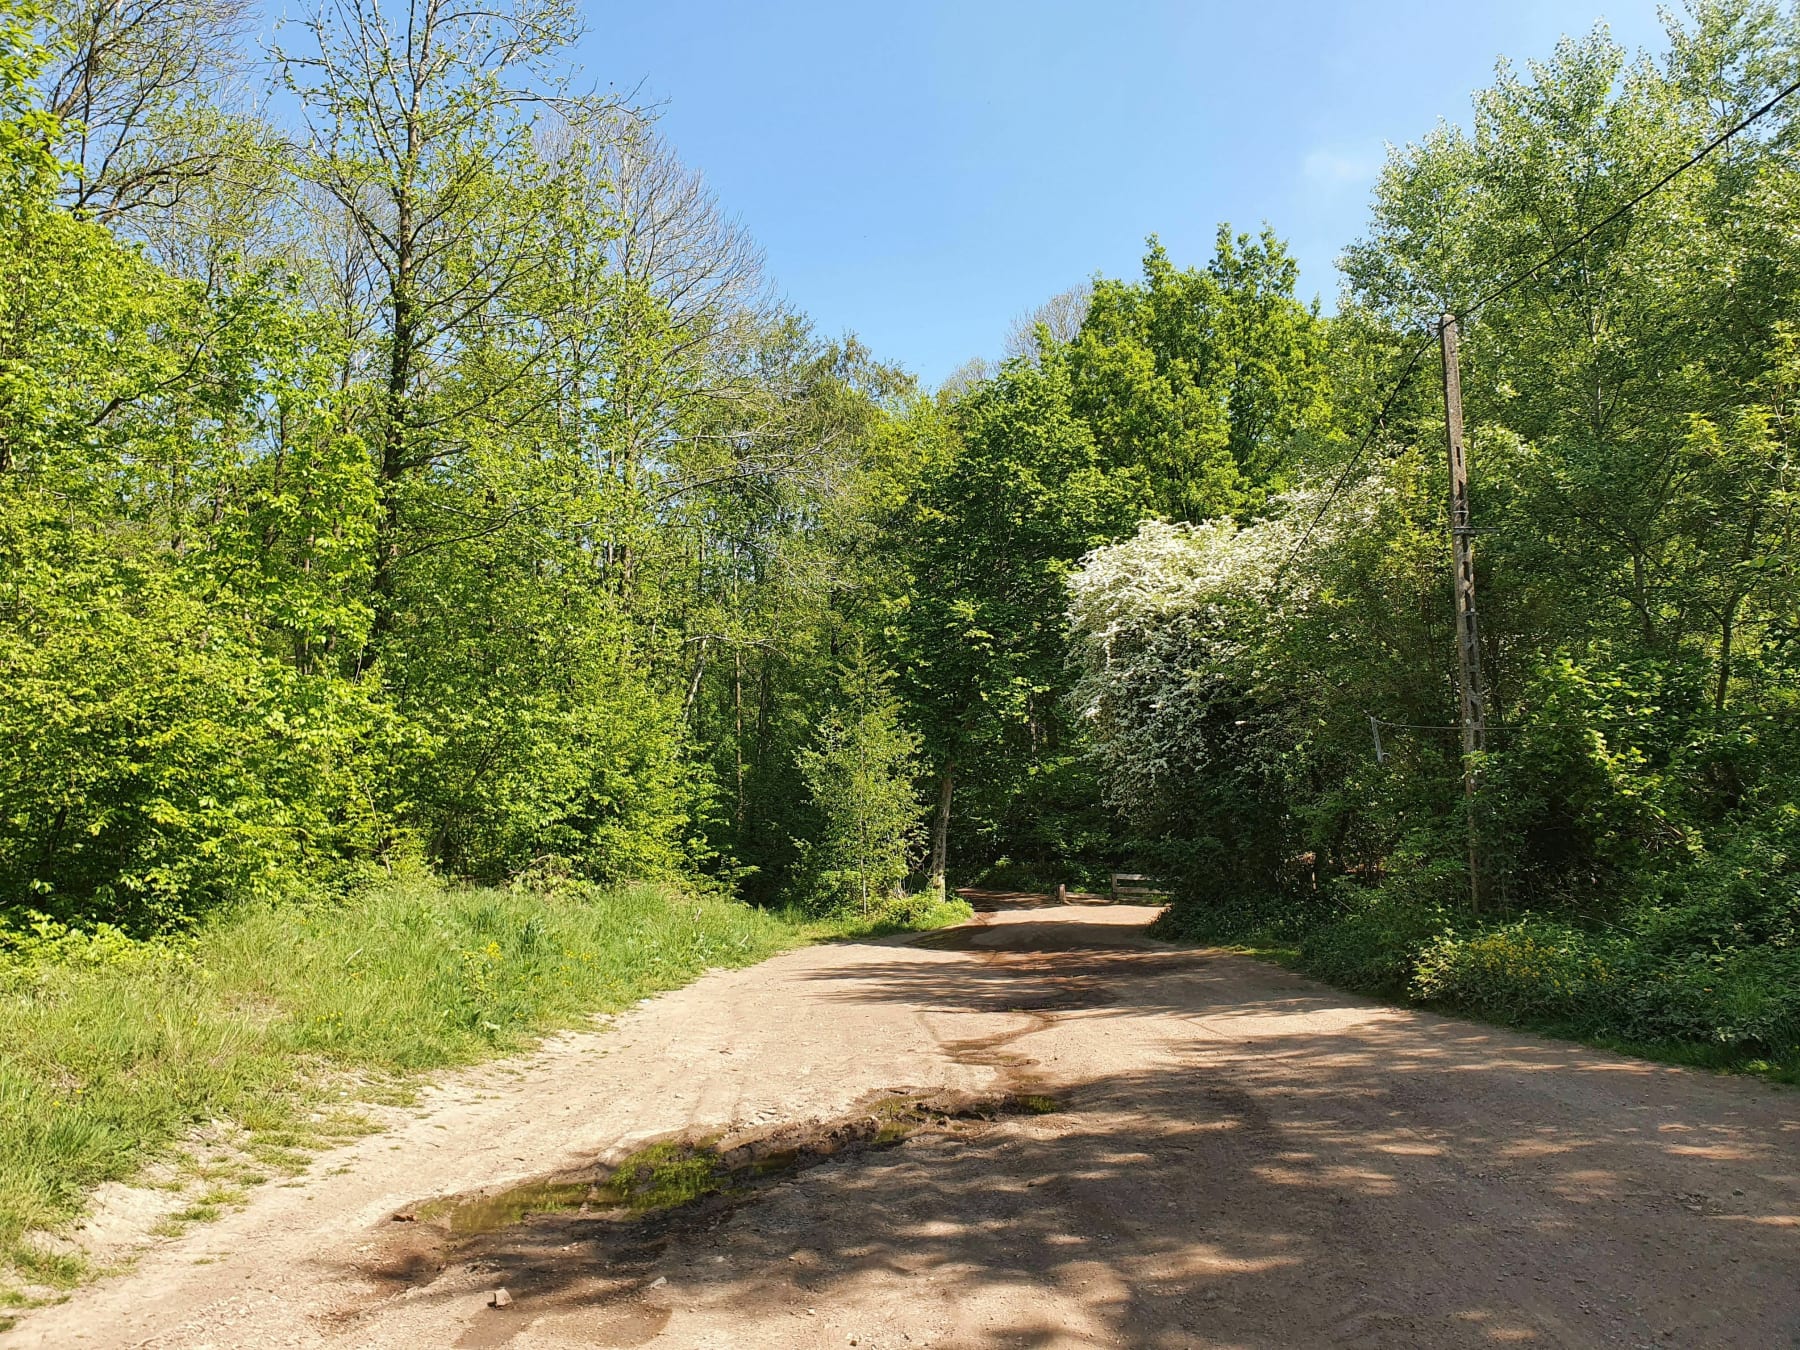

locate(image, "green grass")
[[0, 879, 970, 1299], [1155, 904, 1800, 1088], [610, 1140, 729, 1211]]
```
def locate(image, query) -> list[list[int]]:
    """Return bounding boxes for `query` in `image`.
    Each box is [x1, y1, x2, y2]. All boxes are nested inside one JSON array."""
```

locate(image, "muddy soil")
[[7, 897, 1798, 1349]]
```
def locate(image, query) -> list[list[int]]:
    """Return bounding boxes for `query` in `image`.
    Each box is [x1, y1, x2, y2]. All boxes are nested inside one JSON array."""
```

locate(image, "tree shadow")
[[330, 904, 1800, 1348]]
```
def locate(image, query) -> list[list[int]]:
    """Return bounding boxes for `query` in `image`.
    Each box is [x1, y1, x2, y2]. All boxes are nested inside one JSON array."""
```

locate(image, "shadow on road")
[[349, 903, 1800, 1349]]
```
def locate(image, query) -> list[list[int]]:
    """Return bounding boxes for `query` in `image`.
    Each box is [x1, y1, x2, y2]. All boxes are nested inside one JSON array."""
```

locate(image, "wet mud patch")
[[347, 1091, 1062, 1345]]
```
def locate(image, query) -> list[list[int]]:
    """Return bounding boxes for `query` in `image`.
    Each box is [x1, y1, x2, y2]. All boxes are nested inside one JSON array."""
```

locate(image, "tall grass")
[[0, 879, 927, 1295]]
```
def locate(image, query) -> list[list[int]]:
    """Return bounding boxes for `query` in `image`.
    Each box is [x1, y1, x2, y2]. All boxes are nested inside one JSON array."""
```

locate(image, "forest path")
[[8, 896, 1798, 1349]]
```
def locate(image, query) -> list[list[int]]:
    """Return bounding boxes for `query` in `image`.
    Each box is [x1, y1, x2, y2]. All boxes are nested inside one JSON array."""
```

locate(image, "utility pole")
[[1439, 313, 1486, 910]]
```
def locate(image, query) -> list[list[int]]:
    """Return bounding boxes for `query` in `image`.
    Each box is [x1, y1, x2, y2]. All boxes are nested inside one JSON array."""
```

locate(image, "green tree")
[[891, 358, 1146, 893], [793, 648, 926, 915], [0, 59, 398, 925], [276, 0, 605, 655], [1, 0, 60, 202], [1062, 229, 1332, 521]]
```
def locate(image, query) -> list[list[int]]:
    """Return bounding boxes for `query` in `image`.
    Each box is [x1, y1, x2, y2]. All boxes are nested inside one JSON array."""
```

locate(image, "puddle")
[[422, 1181, 601, 1238], [339, 1090, 1076, 1345], [412, 1091, 1062, 1246], [339, 1090, 1068, 1344]]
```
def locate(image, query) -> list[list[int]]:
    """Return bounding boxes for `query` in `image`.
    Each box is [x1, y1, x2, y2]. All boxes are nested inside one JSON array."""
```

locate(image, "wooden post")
[[1439, 314, 1487, 910]]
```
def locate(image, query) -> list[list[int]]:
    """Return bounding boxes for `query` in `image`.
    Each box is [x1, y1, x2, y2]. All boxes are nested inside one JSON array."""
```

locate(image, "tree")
[[891, 358, 1146, 893], [1, 0, 61, 207], [37, 0, 254, 224], [276, 0, 609, 654], [793, 647, 925, 915], [0, 56, 395, 926], [1670, 327, 1800, 713], [1061, 230, 1332, 521], [1003, 283, 1091, 363]]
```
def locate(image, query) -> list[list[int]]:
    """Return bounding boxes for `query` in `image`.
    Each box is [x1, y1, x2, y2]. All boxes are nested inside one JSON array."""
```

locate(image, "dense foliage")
[[0, 0, 930, 928], [1069, 8, 1800, 1067], [4, 0, 1798, 1071]]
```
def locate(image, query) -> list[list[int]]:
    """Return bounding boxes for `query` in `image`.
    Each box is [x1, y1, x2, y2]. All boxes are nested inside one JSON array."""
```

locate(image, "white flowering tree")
[[1065, 461, 1451, 907], [1067, 517, 1289, 825]]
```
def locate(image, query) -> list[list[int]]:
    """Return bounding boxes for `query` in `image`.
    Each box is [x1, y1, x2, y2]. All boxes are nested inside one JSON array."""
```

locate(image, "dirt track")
[[9, 897, 1799, 1349]]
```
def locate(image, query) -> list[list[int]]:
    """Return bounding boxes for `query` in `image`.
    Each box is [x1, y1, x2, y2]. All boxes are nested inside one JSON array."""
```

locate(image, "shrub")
[[0, 545, 406, 931], [1606, 946, 1800, 1053], [1297, 890, 1455, 996], [1407, 916, 1800, 1058], [1410, 918, 1617, 1024]]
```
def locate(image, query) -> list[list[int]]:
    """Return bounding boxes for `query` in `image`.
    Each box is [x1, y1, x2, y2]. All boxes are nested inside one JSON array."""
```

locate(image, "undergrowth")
[[1153, 878, 1800, 1085]]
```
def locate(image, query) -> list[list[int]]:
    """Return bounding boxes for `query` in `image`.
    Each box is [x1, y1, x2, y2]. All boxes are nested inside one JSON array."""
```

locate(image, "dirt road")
[[9, 897, 1798, 1349]]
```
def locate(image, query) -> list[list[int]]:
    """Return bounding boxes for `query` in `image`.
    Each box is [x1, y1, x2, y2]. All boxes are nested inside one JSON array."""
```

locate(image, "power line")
[[1462, 72, 1800, 321], [1286, 71, 1800, 563], [1278, 335, 1431, 574]]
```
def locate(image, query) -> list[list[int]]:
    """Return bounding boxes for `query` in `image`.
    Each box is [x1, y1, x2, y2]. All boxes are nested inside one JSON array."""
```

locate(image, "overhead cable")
[[1286, 71, 1800, 562]]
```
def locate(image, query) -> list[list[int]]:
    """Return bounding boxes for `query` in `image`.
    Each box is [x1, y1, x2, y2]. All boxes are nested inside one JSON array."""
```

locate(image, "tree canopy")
[[4, 0, 1800, 1062]]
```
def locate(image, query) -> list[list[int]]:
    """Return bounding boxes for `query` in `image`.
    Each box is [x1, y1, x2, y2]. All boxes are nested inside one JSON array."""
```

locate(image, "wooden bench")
[[1110, 873, 1165, 902]]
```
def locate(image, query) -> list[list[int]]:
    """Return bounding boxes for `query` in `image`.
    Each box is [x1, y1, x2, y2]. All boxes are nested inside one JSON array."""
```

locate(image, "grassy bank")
[[1153, 890, 1800, 1085], [0, 880, 970, 1301]]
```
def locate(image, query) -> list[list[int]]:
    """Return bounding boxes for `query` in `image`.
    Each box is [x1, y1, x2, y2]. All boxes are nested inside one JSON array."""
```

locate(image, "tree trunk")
[[1716, 505, 1765, 712], [733, 650, 746, 829], [683, 638, 709, 721], [1716, 591, 1743, 713], [1631, 549, 1657, 649], [365, 184, 415, 667], [928, 760, 954, 899]]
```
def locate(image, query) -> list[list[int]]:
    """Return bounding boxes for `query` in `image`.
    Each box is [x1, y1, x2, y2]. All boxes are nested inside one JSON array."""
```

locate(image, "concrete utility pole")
[[1439, 313, 1486, 910]]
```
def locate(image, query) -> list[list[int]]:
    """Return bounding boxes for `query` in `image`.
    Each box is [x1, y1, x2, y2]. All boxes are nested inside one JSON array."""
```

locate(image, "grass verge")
[[0, 879, 969, 1307], [1153, 900, 1800, 1087]]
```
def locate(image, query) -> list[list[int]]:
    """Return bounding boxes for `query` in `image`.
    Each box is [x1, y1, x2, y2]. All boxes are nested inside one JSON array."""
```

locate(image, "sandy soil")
[[7, 895, 1798, 1349]]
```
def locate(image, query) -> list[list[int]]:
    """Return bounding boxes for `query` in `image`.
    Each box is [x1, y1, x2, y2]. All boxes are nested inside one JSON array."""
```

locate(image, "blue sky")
[[576, 1, 1672, 387]]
